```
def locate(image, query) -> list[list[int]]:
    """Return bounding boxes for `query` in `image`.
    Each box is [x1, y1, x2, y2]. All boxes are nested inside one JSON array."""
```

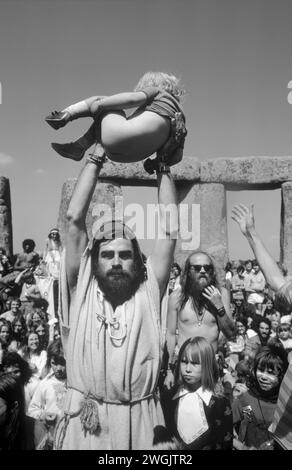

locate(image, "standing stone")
[[57, 178, 123, 244], [0, 177, 13, 257], [280, 182, 292, 276], [175, 182, 228, 286]]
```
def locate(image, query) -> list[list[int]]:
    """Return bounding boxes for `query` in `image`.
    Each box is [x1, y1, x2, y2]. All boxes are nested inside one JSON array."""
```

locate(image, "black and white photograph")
[[0, 0, 292, 455]]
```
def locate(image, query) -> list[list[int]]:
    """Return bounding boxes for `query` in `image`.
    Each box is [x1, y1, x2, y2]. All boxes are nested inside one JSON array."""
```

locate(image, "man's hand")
[[231, 204, 255, 238], [164, 370, 175, 390], [202, 285, 224, 311]]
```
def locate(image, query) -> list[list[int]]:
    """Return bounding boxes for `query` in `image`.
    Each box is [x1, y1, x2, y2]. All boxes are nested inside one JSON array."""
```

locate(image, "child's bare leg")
[[45, 96, 105, 130]]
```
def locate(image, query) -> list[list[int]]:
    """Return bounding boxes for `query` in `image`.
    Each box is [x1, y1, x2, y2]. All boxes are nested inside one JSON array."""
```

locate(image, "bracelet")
[[217, 306, 226, 317], [86, 151, 107, 167], [157, 161, 170, 174]]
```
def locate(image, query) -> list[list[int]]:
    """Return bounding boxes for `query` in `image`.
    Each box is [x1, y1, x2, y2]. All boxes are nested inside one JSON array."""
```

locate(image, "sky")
[[0, 0, 292, 260]]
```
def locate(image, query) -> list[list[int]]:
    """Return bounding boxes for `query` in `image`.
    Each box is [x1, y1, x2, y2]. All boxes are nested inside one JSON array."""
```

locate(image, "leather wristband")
[[157, 161, 170, 174], [217, 306, 226, 317], [86, 152, 107, 166]]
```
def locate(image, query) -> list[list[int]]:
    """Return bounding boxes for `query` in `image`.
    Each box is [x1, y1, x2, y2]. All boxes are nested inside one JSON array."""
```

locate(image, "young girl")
[[232, 344, 288, 450], [45, 71, 187, 169], [168, 336, 233, 450]]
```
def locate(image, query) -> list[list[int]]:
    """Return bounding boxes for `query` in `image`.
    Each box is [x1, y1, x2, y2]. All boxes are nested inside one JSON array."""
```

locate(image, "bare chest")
[[179, 301, 217, 327]]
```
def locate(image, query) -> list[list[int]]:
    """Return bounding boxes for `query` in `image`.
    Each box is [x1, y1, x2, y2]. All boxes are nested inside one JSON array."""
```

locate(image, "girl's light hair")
[[175, 336, 219, 392], [134, 71, 185, 101]]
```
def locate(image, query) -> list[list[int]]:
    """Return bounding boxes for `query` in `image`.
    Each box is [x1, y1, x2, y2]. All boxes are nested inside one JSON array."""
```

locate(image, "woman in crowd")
[[224, 315, 248, 371], [261, 296, 276, 320], [34, 320, 49, 351], [0, 320, 12, 362], [9, 317, 27, 353], [26, 308, 47, 333], [19, 332, 47, 404]]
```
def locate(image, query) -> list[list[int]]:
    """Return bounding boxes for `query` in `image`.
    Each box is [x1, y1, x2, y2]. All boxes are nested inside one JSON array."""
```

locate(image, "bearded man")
[[54, 142, 179, 450], [164, 250, 236, 389]]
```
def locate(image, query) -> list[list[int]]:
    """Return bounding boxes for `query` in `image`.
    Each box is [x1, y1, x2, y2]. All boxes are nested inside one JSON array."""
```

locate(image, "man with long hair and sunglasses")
[[164, 251, 236, 389]]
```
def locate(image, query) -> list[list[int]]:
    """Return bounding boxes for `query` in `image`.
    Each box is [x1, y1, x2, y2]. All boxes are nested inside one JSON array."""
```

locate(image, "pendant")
[[111, 318, 120, 330], [198, 321, 201, 326]]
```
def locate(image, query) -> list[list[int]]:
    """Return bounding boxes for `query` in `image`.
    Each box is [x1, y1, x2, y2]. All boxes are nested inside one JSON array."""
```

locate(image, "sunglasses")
[[189, 264, 213, 273]]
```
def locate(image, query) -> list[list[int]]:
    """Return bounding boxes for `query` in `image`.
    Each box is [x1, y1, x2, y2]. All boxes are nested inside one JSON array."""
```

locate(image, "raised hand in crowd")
[[231, 204, 285, 292]]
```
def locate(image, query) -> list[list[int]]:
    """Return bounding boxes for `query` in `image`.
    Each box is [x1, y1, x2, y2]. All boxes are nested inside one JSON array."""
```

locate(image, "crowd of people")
[[0, 230, 65, 449], [1, 219, 292, 450], [1, 71, 292, 451]]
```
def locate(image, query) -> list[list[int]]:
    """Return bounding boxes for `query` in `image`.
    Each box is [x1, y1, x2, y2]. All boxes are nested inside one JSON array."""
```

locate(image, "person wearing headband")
[[55, 139, 179, 450]]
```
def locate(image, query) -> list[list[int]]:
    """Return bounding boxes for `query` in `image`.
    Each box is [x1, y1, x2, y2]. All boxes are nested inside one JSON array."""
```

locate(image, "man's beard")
[[259, 332, 270, 345], [95, 266, 143, 306], [187, 274, 210, 305]]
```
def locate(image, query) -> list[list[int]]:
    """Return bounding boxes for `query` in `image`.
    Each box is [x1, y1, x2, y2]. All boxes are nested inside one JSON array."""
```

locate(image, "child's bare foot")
[[45, 110, 71, 130], [51, 142, 85, 161]]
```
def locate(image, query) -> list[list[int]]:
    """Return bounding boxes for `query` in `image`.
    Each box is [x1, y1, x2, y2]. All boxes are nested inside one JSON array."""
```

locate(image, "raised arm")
[[164, 289, 180, 389], [149, 164, 178, 298], [65, 147, 105, 293], [231, 204, 285, 292], [91, 91, 151, 115]]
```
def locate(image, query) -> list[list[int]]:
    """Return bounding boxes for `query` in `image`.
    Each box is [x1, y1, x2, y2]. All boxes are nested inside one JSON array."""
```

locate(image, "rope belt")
[[54, 386, 156, 449]]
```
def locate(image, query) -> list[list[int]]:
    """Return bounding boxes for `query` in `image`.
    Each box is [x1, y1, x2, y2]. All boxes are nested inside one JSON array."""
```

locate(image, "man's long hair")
[[179, 250, 218, 310]]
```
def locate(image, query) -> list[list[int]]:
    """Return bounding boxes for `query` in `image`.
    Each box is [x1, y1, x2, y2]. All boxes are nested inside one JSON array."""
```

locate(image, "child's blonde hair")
[[134, 71, 185, 101], [175, 337, 219, 392]]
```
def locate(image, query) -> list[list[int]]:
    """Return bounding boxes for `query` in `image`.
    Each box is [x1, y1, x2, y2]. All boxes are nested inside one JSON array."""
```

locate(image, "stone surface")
[[174, 182, 228, 286], [201, 156, 292, 185], [57, 178, 123, 244], [280, 182, 292, 276], [99, 156, 200, 183], [0, 177, 13, 257]]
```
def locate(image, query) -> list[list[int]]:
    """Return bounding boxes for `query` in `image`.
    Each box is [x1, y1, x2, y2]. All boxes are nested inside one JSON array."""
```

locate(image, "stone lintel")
[[201, 156, 292, 185], [99, 156, 200, 183]]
